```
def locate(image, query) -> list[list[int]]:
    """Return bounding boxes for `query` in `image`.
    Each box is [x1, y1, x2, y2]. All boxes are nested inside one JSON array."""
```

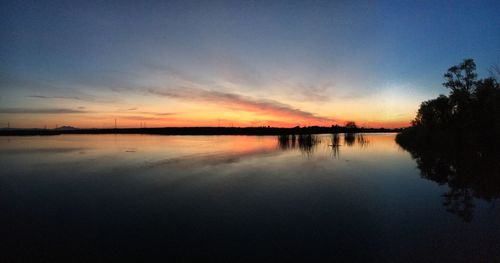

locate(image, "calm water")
[[1, 134, 499, 261]]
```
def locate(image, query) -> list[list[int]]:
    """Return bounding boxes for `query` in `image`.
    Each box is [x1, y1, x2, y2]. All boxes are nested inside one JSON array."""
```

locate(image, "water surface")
[[1, 134, 499, 261]]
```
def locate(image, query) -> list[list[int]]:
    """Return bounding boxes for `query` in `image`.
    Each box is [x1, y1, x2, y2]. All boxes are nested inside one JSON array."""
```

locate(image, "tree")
[[345, 121, 357, 129], [443, 58, 477, 94], [399, 58, 500, 146], [396, 58, 500, 221], [443, 59, 478, 115], [412, 95, 452, 129], [473, 77, 500, 130]]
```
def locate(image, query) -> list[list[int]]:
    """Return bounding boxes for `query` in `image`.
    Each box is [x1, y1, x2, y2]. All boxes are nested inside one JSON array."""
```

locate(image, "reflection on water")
[[277, 134, 321, 154], [277, 133, 369, 155], [1, 134, 499, 261], [330, 133, 341, 158], [278, 133, 500, 222], [398, 140, 500, 222]]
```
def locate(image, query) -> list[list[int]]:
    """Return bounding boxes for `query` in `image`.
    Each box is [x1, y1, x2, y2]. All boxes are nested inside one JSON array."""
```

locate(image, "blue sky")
[[1, 0, 499, 128]]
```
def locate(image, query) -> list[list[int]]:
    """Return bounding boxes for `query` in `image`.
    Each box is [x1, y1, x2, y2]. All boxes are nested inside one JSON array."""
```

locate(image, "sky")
[[1, 0, 499, 128]]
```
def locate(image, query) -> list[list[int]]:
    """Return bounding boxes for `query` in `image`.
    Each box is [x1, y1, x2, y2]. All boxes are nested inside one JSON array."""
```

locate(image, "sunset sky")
[[1, 0, 499, 128]]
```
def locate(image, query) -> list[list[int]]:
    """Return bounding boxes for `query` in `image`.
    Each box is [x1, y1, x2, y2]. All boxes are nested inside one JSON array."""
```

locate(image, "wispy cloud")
[[138, 112, 175, 116], [118, 115, 178, 121], [0, 108, 87, 114], [117, 107, 175, 116], [149, 87, 334, 122], [26, 92, 117, 103], [294, 83, 332, 102], [208, 54, 264, 87], [144, 63, 215, 87], [28, 95, 83, 100], [145, 53, 265, 88], [0, 73, 117, 103]]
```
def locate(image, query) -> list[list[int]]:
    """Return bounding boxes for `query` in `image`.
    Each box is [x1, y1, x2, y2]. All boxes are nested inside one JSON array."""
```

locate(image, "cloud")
[[118, 115, 178, 121], [28, 95, 83, 100], [0, 108, 87, 114], [294, 83, 332, 102], [144, 63, 214, 87], [144, 55, 266, 89], [209, 54, 264, 87], [26, 92, 117, 103], [125, 111, 176, 116], [0, 73, 116, 103], [116, 107, 176, 116], [148, 87, 334, 122], [139, 112, 175, 116]]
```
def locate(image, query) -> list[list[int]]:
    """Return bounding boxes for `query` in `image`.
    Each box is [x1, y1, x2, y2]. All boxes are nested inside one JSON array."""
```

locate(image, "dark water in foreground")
[[1, 134, 499, 262]]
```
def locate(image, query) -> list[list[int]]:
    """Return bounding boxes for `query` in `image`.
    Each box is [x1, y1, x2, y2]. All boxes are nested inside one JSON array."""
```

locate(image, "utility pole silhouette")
[[7, 122, 10, 129], [114, 118, 117, 129]]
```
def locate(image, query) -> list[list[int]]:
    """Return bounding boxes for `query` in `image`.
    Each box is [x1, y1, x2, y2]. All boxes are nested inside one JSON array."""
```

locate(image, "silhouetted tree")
[[397, 58, 500, 221], [412, 95, 452, 129], [472, 77, 500, 133], [399, 59, 500, 146], [345, 121, 357, 129], [443, 58, 477, 94]]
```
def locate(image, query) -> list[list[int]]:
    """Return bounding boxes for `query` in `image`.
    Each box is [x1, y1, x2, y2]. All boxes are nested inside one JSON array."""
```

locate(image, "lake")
[[1, 133, 499, 261]]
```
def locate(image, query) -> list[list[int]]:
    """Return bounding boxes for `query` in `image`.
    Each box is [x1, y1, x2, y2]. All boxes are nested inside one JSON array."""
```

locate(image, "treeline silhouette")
[[396, 59, 500, 221], [397, 59, 500, 149], [0, 125, 400, 136]]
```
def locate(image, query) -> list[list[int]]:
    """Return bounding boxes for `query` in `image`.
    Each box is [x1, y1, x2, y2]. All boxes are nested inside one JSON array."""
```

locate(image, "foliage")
[[398, 59, 500, 149]]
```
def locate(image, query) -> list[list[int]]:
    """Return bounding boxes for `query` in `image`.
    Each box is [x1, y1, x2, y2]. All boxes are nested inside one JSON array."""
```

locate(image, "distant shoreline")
[[0, 126, 402, 136]]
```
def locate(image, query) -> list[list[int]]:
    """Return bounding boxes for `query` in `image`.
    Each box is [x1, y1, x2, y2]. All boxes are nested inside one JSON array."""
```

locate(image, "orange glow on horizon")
[[4, 113, 411, 129], [1, 87, 417, 129]]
